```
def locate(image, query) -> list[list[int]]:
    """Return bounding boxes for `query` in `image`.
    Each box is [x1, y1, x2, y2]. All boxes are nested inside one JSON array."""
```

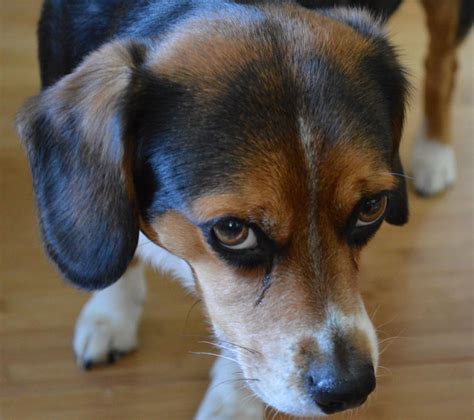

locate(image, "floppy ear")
[[16, 40, 147, 290]]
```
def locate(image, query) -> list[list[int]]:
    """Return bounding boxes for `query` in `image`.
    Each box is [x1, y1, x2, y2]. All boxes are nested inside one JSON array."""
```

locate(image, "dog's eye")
[[356, 195, 388, 227], [212, 219, 257, 250], [205, 218, 277, 268]]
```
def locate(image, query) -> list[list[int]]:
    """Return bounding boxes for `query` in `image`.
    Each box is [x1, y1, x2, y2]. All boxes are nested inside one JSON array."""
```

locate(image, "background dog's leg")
[[195, 353, 264, 420], [411, 0, 461, 196], [73, 261, 146, 368]]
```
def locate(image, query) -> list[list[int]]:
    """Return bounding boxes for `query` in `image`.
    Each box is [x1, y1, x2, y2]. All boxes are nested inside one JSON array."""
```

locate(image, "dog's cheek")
[[150, 211, 258, 321], [150, 210, 260, 297], [151, 211, 209, 261]]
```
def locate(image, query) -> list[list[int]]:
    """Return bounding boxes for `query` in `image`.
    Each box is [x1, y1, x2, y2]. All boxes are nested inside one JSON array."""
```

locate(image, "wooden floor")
[[1, 2, 473, 419]]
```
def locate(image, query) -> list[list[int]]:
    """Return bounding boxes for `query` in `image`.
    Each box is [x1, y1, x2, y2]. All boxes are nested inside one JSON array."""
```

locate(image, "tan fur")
[[318, 144, 396, 227], [272, 4, 377, 76], [151, 17, 263, 95], [153, 212, 210, 262], [421, 0, 461, 144]]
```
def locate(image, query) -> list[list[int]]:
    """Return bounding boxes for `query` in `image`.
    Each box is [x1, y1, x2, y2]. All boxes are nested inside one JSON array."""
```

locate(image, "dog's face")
[[17, 4, 408, 417]]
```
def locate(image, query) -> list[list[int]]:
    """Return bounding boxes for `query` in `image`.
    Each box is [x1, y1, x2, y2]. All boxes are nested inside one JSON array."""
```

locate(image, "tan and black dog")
[[16, 0, 472, 418]]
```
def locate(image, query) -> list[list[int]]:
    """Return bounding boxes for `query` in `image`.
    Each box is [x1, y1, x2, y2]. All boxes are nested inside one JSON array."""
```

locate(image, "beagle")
[[16, 0, 472, 418]]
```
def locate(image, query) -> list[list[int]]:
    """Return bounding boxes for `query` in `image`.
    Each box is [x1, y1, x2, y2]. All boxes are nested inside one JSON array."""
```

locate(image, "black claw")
[[107, 350, 124, 364], [79, 350, 124, 370]]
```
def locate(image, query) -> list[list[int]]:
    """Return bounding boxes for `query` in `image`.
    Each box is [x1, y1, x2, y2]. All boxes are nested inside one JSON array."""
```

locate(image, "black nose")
[[305, 363, 376, 415]]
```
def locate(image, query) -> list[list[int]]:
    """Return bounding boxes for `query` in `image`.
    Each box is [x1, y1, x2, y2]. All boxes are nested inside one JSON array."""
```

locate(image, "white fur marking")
[[319, 302, 378, 369]]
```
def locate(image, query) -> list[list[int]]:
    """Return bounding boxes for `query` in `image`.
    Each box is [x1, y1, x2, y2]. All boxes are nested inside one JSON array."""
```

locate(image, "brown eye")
[[212, 219, 257, 250], [356, 195, 388, 227]]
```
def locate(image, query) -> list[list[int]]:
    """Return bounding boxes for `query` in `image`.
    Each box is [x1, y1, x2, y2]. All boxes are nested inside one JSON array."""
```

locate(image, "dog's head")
[[17, 4, 408, 417]]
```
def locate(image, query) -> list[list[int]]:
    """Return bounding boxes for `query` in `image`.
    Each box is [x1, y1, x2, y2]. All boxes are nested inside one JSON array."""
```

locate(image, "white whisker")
[[209, 377, 260, 392], [189, 351, 239, 364], [375, 314, 399, 334], [385, 171, 414, 180], [370, 304, 381, 322]]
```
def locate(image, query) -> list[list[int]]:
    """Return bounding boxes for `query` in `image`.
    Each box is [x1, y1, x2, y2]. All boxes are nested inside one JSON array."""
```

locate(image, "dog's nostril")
[[316, 399, 346, 412]]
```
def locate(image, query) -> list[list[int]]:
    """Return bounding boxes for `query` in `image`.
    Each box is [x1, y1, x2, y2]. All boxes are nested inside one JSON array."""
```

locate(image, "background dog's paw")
[[411, 135, 456, 196], [73, 296, 140, 369]]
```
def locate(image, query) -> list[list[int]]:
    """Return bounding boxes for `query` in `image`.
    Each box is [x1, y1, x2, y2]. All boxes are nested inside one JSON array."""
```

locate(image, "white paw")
[[73, 267, 146, 369], [73, 307, 138, 369], [411, 134, 456, 196]]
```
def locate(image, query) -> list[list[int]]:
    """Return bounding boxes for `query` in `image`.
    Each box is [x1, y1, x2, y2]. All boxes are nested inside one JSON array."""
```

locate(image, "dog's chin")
[[243, 374, 326, 418]]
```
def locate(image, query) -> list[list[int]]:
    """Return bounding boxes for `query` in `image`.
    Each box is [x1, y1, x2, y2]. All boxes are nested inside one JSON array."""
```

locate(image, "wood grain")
[[1, 1, 472, 419]]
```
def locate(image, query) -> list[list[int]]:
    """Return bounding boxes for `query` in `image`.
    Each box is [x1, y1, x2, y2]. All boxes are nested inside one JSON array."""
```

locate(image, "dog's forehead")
[[137, 5, 394, 218], [151, 4, 374, 80], [149, 5, 393, 146]]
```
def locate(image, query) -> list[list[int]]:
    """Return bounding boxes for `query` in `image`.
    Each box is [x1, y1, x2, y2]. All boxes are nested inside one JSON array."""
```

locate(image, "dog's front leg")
[[73, 261, 146, 368], [195, 352, 264, 420], [411, 0, 461, 196]]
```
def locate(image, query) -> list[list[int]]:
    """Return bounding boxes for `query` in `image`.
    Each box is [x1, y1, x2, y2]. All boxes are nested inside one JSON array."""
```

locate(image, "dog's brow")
[[189, 194, 293, 245], [359, 173, 397, 194], [335, 173, 397, 212], [191, 194, 274, 224]]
